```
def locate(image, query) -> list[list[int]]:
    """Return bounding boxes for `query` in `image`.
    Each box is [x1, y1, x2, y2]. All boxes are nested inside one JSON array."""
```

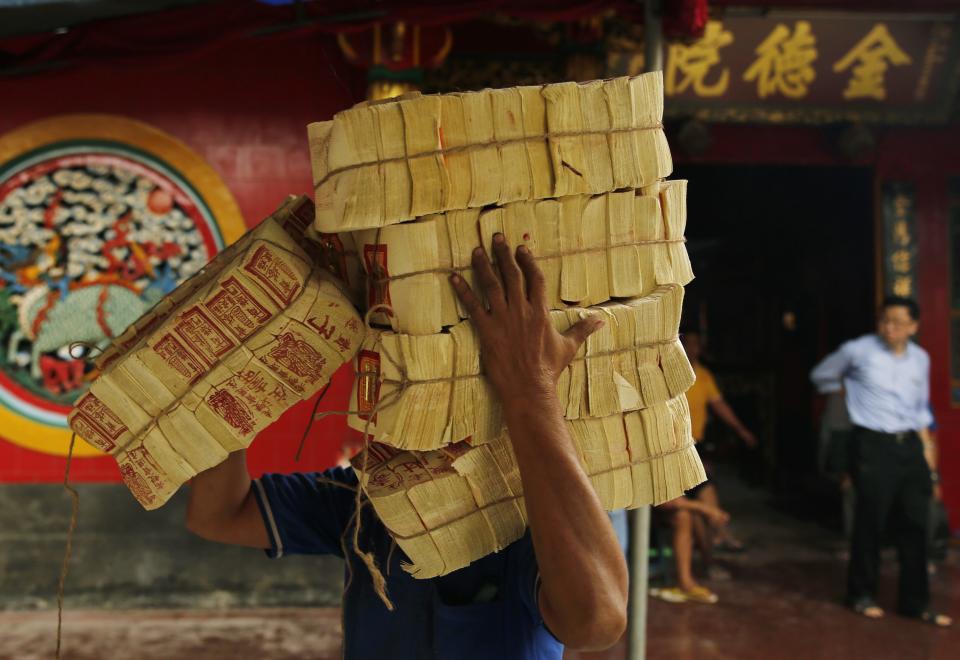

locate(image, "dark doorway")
[[674, 164, 875, 513]]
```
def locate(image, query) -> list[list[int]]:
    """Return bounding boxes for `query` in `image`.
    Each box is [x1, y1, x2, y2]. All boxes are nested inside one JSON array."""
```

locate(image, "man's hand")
[[737, 427, 758, 449], [450, 234, 627, 651], [449, 233, 604, 398]]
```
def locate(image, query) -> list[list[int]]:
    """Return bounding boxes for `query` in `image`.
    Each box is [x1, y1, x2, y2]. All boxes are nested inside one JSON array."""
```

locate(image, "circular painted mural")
[[0, 116, 245, 457]]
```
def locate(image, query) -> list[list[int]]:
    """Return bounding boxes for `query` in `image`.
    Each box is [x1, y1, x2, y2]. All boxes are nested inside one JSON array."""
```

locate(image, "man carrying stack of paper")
[[184, 72, 706, 658]]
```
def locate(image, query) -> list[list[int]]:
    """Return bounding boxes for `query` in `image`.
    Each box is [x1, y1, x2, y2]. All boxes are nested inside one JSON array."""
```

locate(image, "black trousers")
[[847, 426, 932, 615]]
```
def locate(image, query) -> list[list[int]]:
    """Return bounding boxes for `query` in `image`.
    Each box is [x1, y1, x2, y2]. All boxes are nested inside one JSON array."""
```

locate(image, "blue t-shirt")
[[252, 467, 563, 660]]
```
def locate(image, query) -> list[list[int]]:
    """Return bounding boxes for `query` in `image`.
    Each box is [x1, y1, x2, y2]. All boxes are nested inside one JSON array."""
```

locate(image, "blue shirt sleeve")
[[252, 467, 359, 559], [810, 340, 856, 394], [917, 351, 934, 430], [509, 530, 544, 627]]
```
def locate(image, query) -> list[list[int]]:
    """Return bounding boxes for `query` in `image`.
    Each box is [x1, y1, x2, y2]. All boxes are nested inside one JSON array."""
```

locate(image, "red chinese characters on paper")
[[417, 451, 458, 477], [151, 333, 205, 383], [120, 446, 168, 506], [260, 330, 328, 394], [392, 460, 433, 486], [73, 393, 127, 452], [243, 245, 302, 307], [70, 412, 119, 453], [307, 314, 337, 340], [205, 276, 271, 341], [173, 306, 235, 366], [215, 368, 292, 422], [119, 463, 155, 506], [368, 467, 403, 492], [207, 388, 256, 436]]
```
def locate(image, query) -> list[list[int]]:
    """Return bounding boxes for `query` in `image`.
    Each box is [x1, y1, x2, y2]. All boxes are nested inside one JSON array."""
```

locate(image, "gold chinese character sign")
[[612, 13, 959, 125]]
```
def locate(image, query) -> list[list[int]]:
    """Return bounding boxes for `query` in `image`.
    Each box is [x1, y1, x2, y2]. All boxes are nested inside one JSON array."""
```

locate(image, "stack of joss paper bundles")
[[308, 71, 706, 577], [69, 197, 365, 510]]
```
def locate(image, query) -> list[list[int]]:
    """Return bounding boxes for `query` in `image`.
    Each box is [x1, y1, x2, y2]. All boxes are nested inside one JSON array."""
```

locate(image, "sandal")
[[652, 587, 688, 603], [851, 597, 884, 619], [918, 611, 953, 628], [683, 585, 719, 604]]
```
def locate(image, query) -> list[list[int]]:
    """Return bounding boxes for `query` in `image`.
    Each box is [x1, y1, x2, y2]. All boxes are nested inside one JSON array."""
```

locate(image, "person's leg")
[[691, 510, 713, 572], [695, 483, 729, 546], [894, 438, 932, 617], [672, 509, 697, 590], [847, 433, 895, 610], [842, 476, 855, 540]]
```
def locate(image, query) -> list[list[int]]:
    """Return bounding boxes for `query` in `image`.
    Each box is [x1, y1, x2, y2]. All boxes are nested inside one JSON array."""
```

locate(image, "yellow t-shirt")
[[687, 363, 721, 442]]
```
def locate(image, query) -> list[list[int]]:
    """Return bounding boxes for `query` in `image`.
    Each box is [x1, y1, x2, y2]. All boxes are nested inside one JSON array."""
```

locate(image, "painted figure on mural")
[[0, 157, 210, 400]]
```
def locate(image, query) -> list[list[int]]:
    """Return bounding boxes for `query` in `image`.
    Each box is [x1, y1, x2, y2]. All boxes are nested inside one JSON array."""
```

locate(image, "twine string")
[[369, 237, 686, 287], [315, 123, 665, 188], [55, 432, 79, 659], [294, 383, 332, 463]]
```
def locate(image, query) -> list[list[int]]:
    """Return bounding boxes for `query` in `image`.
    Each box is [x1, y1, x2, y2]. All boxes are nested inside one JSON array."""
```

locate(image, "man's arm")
[[707, 397, 757, 447], [185, 449, 269, 549], [451, 235, 627, 651], [810, 344, 853, 394], [919, 427, 942, 501]]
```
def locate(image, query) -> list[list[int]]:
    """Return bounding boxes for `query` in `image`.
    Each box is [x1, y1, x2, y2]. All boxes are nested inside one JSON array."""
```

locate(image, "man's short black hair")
[[881, 295, 920, 321]]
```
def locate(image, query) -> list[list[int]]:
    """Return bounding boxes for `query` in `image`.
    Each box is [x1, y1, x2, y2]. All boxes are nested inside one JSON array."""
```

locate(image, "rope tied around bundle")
[[314, 122, 665, 187], [368, 237, 687, 287]]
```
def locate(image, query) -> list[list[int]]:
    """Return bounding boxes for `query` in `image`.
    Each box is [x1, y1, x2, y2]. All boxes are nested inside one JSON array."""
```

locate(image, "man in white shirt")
[[811, 296, 950, 627]]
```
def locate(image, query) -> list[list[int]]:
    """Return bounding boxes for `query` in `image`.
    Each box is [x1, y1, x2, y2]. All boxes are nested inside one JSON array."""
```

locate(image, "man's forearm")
[[918, 427, 938, 472], [710, 398, 747, 435], [448, 236, 626, 649], [504, 392, 628, 649]]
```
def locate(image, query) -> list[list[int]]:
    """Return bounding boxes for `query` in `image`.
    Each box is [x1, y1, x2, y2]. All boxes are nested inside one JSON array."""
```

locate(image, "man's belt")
[[853, 426, 916, 443]]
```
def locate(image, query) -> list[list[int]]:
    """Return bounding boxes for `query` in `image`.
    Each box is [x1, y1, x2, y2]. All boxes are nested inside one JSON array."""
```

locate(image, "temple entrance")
[[676, 164, 876, 515]]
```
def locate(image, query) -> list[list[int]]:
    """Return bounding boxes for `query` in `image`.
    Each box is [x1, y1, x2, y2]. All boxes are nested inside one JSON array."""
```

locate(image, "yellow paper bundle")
[[309, 72, 672, 232], [306, 71, 707, 579], [69, 197, 364, 509], [354, 394, 704, 578], [346, 285, 693, 450], [346, 181, 692, 335]]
